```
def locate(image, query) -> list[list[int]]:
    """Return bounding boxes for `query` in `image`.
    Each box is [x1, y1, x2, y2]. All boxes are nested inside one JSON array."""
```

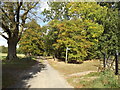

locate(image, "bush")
[[93, 70, 119, 88]]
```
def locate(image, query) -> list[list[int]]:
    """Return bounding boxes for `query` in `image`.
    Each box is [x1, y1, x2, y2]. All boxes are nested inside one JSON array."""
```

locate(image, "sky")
[[0, 1, 49, 47], [0, 36, 7, 47]]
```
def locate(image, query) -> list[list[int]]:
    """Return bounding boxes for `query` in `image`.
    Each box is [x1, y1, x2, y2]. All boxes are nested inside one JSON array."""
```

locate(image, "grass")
[[0, 53, 6, 60], [67, 72, 101, 88], [48, 58, 99, 75], [87, 70, 119, 88], [2, 57, 38, 88], [0, 53, 25, 60], [47, 57, 120, 88]]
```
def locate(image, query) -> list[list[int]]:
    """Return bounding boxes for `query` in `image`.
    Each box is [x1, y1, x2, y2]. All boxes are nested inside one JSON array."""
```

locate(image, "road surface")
[[12, 59, 73, 88]]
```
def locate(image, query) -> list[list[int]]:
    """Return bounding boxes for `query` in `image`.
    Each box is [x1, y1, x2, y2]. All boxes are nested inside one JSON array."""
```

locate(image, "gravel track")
[[11, 59, 73, 88]]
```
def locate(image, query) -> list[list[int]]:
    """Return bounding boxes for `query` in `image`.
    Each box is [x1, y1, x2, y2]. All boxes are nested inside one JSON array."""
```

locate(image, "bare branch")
[[21, 2, 38, 20], [29, 11, 44, 21], [15, 1, 23, 32], [0, 32, 8, 40], [0, 7, 10, 20], [18, 2, 38, 42]]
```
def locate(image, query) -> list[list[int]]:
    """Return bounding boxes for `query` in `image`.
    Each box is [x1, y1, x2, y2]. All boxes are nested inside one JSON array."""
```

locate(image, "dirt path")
[[68, 71, 97, 77], [12, 59, 73, 88]]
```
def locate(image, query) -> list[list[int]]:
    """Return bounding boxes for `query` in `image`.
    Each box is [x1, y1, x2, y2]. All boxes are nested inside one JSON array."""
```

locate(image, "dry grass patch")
[[48, 59, 100, 76], [47, 58, 101, 88]]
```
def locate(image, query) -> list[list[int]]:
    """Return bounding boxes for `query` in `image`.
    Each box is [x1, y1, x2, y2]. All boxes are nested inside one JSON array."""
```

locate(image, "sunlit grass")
[[0, 53, 25, 60], [67, 72, 100, 88], [0, 53, 7, 56]]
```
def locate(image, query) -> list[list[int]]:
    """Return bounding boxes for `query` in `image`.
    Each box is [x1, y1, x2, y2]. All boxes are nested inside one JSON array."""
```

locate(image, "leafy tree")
[[67, 2, 119, 60], [42, 2, 107, 57], [0, 46, 8, 53], [67, 2, 108, 22], [46, 19, 103, 61], [97, 3, 119, 69], [98, 2, 120, 46], [41, 25, 55, 56], [0, 1, 39, 60], [42, 21, 60, 57], [19, 20, 44, 56], [42, 2, 119, 63], [42, 2, 70, 21]]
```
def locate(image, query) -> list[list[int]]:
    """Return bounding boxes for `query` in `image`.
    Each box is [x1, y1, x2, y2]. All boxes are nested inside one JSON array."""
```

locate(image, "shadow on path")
[[3, 57, 46, 89], [3, 56, 73, 88]]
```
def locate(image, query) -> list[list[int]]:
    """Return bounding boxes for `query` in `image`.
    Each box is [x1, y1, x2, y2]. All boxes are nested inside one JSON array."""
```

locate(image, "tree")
[[19, 19, 44, 56], [46, 19, 103, 62], [40, 25, 54, 56], [0, 1, 39, 60], [42, 20, 60, 58], [67, 2, 108, 21], [42, 2, 70, 21], [67, 2, 119, 60], [42, 2, 119, 63]]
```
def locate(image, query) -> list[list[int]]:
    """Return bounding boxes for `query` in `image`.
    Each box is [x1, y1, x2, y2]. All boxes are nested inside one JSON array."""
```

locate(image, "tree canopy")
[[19, 20, 44, 56], [41, 1, 119, 62], [45, 19, 103, 61]]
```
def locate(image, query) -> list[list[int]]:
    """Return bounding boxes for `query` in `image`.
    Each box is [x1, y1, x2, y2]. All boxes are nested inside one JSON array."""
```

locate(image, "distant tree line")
[[0, 46, 8, 53]]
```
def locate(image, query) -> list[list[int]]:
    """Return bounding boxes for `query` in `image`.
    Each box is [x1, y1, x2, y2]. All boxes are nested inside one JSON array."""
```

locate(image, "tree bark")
[[6, 37, 18, 60]]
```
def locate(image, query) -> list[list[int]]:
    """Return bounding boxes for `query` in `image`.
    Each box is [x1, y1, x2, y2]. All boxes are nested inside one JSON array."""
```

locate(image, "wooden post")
[[65, 47, 68, 64], [115, 50, 119, 75], [103, 53, 106, 68]]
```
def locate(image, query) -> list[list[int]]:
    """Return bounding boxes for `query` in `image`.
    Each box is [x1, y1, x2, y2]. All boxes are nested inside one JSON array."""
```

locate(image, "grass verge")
[[67, 71, 119, 88], [48, 57, 120, 88]]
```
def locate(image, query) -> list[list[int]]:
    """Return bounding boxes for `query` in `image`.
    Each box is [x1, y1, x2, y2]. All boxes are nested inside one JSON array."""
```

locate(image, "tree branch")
[[0, 7, 10, 20], [0, 21, 11, 38], [0, 4, 15, 23], [29, 10, 44, 21], [0, 32, 8, 40], [21, 2, 38, 22], [15, 1, 23, 35], [18, 25, 24, 42], [18, 2, 38, 41]]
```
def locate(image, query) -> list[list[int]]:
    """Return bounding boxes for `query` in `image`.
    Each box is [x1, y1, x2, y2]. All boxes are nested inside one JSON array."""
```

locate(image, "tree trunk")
[[6, 38, 18, 60], [103, 53, 106, 68]]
